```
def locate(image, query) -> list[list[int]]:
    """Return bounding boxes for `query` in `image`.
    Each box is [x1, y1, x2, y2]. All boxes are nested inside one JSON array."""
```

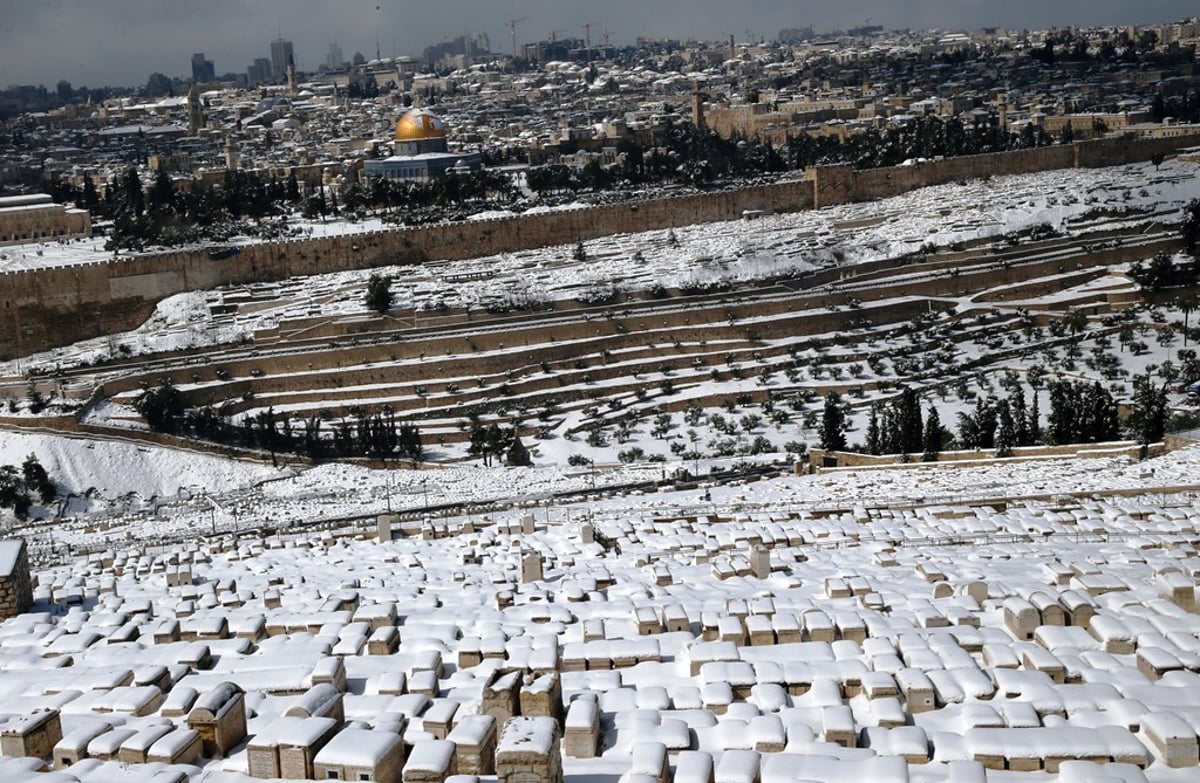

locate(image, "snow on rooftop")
[[314, 726, 400, 766], [497, 716, 557, 755], [0, 541, 23, 578], [251, 715, 336, 747]]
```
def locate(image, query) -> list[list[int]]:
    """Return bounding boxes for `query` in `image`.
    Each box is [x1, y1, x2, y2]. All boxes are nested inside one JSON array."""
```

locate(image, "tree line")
[[49, 167, 310, 252], [528, 113, 1052, 193], [45, 108, 1072, 252], [1128, 246, 1200, 292], [134, 380, 423, 464], [466, 422, 531, 467], [820, 373, 1169, 459]]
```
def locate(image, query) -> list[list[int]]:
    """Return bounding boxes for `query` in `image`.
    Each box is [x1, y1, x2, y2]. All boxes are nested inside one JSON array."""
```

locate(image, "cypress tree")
[[922, 407, 943, 462], [866, 405, 881, 455], [995, 400, 1015, 457], [1011, 386, 1029, 446], [897, 386, 923, 454], [1087, 382, 1119, 442], [819, 392, 847, 451], [468, 424, 489, 465], [881, 405, 898, 454], [507, 437, 532, 466], [399, 421, 423, 461], [958, 397, 997, 450], [1047, 380, 1075, 445], [123, 167, 144, 216], [1128, 374, 1168, 445], [1029, 387, 1041, 445], [82, 175, 99, 212]]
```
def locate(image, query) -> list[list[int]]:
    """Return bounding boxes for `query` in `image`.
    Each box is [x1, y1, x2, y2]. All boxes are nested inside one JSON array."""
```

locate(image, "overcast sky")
[[2, 0, 1196, 88]]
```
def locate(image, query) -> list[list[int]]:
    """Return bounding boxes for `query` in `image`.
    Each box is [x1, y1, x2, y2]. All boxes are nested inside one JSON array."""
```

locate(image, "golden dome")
[[395, 108, 447, 141]]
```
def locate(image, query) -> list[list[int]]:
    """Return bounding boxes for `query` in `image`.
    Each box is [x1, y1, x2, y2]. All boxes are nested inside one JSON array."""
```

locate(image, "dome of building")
[[395, 108, 447, 141]]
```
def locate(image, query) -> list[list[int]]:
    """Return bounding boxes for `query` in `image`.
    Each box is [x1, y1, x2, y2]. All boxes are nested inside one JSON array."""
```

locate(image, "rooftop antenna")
[[376, 32, 381, 61]]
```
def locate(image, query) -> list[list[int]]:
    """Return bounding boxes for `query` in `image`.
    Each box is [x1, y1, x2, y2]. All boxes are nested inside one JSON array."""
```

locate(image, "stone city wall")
[[0, 133, 1196, 360], [0, 180, 812, 360], [808, 132, 1200, 209]]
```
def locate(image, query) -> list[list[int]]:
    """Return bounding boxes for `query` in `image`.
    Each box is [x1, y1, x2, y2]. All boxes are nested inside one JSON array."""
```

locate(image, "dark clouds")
[[2, 0, 1195, 87]]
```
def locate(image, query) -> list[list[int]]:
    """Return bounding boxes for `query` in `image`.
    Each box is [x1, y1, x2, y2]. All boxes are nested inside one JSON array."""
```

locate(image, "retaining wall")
[[2, 133, 1196, 360], [808, 441, 1153, 471]]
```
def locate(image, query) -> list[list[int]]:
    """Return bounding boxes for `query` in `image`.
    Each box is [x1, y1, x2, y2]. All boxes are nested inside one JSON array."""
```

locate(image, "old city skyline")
[[2, 0, 1197, 88]]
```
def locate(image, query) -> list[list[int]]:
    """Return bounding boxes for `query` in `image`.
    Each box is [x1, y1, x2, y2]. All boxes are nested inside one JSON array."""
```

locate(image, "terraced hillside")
[[1, 158, 1197, 469], [54, 220, 1177, 459]]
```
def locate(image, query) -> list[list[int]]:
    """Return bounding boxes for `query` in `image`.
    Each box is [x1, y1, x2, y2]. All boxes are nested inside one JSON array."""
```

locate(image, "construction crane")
[[603, 28, 615, 47], [582, 21, 600, 51], [507, 17, 526, 57]]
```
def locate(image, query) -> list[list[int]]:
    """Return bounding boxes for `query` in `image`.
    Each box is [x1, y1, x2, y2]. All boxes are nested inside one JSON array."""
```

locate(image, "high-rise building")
[[422, 33, 490, 67], [326, 43, 344, 71], [270, 38, 295, 82], [191, 52, 215, 84], [247, 57, 272, 85]]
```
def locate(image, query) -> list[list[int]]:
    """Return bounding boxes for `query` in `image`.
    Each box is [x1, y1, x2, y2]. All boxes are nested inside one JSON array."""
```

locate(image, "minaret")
[[224, 137, 239, 170]]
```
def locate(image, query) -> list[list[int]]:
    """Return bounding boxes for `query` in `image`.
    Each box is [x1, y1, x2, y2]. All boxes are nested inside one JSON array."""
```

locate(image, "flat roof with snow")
[[315, 727, 401, 767], [0, 541, 24, 578]]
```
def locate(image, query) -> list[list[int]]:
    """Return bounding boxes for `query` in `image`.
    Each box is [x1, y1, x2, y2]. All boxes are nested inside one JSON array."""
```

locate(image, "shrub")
[[365, 273, 394, 313], [617, 447, 645, 463]]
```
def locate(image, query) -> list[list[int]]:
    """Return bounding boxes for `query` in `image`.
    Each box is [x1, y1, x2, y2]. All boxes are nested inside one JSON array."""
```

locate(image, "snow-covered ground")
[[1, 176, 1188, 477], [4, 420, 1199, 558], [4, 441, 1200, 783], [1, 159, 1195, 288], [0, 159, 1199, 782], [51, 279, 1200, 473], [2, 159, 1191, 378], [0, 157, 1196, 498]]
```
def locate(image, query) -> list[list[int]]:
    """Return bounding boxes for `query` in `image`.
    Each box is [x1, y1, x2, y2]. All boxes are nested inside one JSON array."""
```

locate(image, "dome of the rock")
[[395, 108, 447, 141]]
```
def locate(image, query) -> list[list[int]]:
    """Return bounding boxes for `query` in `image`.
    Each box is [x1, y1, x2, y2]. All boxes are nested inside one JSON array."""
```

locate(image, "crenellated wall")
[[2, 133, 1196, 360], [808, 132, 1200, 209]]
